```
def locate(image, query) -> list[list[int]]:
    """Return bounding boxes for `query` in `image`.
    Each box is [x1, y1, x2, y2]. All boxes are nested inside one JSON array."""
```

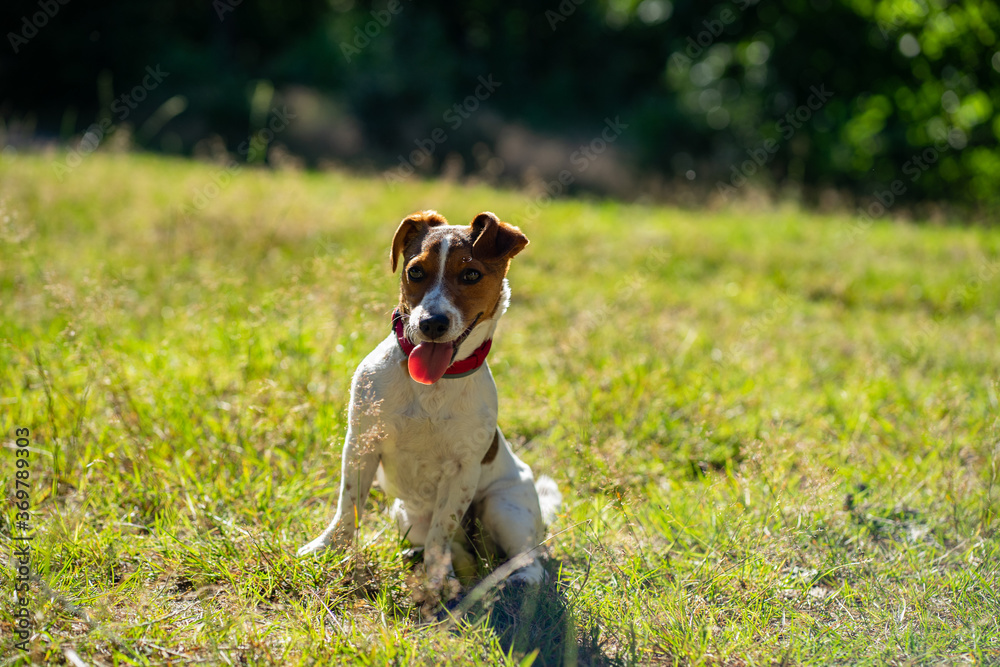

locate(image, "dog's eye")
[[407, 266, 426, 281], [461, 269, 482, 284]]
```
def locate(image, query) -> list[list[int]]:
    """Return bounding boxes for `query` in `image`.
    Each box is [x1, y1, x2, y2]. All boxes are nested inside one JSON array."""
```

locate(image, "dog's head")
[[390, 210, 528, 384]]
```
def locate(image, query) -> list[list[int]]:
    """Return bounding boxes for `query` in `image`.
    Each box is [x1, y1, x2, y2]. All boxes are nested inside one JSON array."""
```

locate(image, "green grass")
[[1, 152, 998, 665]]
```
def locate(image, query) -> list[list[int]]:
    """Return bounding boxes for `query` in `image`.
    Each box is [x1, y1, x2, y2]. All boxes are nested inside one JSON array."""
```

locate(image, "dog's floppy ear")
[[470, 212, 528, 262], [390, 210, 447, 272]]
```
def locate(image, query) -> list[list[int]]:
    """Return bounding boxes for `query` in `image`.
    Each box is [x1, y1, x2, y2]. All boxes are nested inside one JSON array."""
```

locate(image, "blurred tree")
[[1, 0, 997, 209]]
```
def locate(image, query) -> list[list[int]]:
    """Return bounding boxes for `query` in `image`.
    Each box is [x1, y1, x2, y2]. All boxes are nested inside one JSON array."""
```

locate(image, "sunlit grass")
[[1, 152, 998, 665]]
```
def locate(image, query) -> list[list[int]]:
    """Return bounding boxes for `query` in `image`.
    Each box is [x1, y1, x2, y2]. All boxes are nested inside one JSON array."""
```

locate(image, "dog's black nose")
[[418, 314, 450, 339]]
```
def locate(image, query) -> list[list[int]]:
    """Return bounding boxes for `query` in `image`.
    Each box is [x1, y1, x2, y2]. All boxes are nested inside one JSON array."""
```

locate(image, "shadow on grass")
[[448, 560, 625, 667]]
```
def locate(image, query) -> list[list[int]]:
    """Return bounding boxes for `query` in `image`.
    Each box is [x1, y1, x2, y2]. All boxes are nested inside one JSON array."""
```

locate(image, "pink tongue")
[[407, 341, 454, 384]]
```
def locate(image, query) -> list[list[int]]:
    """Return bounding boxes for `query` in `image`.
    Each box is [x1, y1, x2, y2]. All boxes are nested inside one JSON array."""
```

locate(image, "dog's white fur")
[[298, 218, 559, 594]]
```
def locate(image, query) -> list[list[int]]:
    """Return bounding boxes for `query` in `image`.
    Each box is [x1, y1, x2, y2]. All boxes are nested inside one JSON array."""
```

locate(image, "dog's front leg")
[[421, 460, 481, 595], [297, 423, 380, 556]]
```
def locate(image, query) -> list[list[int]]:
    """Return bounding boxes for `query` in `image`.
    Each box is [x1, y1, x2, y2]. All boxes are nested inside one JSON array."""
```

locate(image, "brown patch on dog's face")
[[390, 210, 447, 273], [391, 211, 528, 339]]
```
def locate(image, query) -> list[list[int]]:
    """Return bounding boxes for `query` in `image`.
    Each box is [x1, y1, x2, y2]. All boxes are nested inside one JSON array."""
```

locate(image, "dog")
[[298, 210, 560, 598]]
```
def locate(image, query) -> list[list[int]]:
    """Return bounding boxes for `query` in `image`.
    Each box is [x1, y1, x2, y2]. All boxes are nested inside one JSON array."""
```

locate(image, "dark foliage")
[[2, 0, 997, 207]]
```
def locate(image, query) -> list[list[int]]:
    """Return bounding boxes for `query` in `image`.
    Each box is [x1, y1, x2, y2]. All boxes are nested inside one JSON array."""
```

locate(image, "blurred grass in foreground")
[[1, 153, 998, 665]]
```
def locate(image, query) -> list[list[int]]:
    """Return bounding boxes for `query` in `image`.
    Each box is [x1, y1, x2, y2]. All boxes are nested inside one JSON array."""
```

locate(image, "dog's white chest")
[[373, 362, 498, 509]]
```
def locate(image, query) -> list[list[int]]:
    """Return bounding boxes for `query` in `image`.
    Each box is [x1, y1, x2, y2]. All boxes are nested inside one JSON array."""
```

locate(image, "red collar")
[[392, 309, 492, 379]]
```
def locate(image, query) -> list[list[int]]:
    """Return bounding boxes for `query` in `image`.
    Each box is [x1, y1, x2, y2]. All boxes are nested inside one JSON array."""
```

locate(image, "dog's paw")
[[408, 563, 463, 615], [296, 535, 331, 557], [507, 562, 547, 586], [428, 574, 463, 602]]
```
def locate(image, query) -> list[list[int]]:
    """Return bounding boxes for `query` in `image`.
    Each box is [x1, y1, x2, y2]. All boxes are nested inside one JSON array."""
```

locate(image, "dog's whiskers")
[[403, 322, 420, 343]]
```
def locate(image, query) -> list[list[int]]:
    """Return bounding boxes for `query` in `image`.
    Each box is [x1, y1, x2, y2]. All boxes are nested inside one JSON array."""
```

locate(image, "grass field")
[[2, 152, 999, 665]]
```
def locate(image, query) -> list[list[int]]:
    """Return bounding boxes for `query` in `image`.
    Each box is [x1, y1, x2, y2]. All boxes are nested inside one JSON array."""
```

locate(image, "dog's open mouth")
[[408, 313, 482, 385]]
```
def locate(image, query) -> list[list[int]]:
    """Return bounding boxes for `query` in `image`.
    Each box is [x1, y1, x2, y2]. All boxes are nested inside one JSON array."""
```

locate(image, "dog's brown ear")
[[470, 212, 528, 262], [390, 210, 447, 272]]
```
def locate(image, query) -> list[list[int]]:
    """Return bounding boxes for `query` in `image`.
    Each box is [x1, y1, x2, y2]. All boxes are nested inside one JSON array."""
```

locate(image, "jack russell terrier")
[[298, 210, 560, 598]]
